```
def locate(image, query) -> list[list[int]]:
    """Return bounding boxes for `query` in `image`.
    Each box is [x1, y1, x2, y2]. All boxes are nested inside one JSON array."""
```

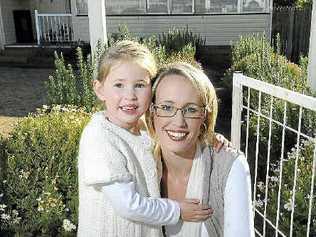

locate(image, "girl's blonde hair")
[[145, 62, 218, 158], [96, 40, 157, 82]]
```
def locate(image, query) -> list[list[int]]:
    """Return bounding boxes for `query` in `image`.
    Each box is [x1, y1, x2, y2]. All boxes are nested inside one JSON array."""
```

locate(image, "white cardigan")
[[77, 112, 180, 237]]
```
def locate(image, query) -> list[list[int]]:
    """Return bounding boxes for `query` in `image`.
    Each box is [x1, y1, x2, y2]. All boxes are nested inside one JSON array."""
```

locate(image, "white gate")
[[35, 10, 73, 45], [231, 73, 316, 236]]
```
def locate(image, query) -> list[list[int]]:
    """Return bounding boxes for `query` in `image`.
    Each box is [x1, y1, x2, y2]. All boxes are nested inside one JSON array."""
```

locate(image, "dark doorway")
[[13, 10, 34, 43]]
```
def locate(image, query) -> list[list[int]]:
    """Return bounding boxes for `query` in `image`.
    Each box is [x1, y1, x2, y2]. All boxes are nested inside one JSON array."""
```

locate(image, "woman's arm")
[[102, 181, 212, 226], [224, 155, 254, 237]]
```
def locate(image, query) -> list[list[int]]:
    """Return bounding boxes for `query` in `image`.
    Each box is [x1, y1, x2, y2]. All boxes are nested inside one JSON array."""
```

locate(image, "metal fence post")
[[231, 72, 243, 150]]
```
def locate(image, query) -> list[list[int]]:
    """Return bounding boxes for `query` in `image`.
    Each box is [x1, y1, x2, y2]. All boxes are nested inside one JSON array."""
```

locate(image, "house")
[[0, 0, 272, 49]]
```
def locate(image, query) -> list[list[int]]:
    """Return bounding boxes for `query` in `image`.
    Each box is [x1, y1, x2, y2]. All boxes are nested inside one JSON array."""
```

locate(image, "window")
[[76, 0, 88, 15]]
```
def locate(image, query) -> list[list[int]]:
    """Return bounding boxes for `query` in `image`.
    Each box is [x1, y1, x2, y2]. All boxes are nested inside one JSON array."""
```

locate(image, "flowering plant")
[[0, 105, 90, 236], [255, 140, 316, 236]]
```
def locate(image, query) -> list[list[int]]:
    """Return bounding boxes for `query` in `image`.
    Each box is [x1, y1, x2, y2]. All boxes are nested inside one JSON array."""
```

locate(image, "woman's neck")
[[161, 145, 197, 178]]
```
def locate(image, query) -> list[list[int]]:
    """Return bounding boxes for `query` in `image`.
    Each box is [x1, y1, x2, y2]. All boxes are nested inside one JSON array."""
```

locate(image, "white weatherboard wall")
[[72, 14, 271, 45]]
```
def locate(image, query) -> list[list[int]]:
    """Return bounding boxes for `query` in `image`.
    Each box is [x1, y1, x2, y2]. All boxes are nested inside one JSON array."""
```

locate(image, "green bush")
[[228, 34, 316, 236], [255, 140, 316, 236], [0, 105, 90, 236], [46, 49, 96, 111], [157, 26, 205, 56]]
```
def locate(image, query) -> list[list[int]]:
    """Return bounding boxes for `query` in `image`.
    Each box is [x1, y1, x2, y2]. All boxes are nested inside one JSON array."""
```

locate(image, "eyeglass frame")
[[150, 103, 207, 119]]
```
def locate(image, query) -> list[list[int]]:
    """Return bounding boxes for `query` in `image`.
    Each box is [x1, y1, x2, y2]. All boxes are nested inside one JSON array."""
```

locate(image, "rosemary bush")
[[0, 105, 90, 236], [228, 34, 316, 235]]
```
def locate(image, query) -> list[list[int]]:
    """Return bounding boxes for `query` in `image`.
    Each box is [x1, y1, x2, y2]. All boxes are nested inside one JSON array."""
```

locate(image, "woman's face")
[[153, 74, 205, 158]]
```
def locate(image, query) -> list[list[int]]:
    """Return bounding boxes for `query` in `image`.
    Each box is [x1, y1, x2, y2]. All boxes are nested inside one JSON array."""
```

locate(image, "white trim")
[[308, 0, 316, 90], [234, 74, 316, 111]]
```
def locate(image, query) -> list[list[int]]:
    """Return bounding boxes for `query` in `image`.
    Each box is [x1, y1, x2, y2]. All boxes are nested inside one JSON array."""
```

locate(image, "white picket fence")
[[35, 10, 73, 45], [231, 73, 316, 237]]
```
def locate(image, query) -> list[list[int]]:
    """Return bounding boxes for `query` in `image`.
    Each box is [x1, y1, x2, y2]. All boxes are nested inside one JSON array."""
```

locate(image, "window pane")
[[172, 0, 192, 13], [243, 0, 266, 12], [76, 0, 88, 15], [105, 0, 145, 14], [208, 0, 238, 13], [148, 0, 168, 13]]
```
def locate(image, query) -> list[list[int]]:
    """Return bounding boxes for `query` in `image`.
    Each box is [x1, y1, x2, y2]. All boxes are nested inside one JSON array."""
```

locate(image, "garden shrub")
[[46, 49, 95, 111], [157, 26, 205, 56], [0, 105, 90, 236], [255, 139, 316, 236], [228, 34, 316, 235]]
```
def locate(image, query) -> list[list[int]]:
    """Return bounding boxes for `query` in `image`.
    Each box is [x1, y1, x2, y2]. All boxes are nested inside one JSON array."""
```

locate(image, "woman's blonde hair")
[[96, 40, 157, 82], [145, 62, 218, 158]]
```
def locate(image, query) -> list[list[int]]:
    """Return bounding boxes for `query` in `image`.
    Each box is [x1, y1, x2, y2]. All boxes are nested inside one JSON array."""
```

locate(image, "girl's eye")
[[113, 83, 123, 88], [135, 83, 146, 88]]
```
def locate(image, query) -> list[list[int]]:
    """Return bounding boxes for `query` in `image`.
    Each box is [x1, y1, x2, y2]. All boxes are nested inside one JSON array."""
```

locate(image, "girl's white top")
[[77, 111, 180, 237]]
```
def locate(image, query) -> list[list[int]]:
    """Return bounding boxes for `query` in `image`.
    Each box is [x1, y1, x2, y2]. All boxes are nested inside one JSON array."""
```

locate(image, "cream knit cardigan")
[[77, 112, 163, 237]]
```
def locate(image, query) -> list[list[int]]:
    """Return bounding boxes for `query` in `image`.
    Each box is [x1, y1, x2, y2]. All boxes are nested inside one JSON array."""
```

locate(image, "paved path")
[[0, 66, 53, 136]]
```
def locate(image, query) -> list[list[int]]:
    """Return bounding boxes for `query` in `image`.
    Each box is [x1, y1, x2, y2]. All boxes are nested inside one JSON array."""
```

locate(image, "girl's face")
[[94, 60, 152, 131], [153, 74, 205, 158]]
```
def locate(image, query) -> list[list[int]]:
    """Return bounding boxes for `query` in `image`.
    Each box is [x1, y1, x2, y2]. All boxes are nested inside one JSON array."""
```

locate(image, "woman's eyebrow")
[[158, 100, 174, 104]]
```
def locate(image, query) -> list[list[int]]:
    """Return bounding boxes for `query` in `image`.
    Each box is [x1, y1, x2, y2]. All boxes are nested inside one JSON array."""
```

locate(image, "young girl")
[[77, 40, 213, 237]]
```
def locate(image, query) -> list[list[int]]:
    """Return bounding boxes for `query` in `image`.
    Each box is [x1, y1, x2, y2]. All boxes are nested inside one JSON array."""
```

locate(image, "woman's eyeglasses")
[[151, 103, 206, 119]]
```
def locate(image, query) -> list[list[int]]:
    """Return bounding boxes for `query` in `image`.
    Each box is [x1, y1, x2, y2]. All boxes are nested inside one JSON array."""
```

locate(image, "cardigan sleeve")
[[79, 125, 133, 186], [223, 155, 254, 237]]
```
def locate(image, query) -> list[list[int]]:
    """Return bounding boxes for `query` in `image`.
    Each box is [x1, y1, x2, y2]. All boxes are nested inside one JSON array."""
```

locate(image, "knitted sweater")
[[77, 112, 163, 237], [165, 145, 246, 237]]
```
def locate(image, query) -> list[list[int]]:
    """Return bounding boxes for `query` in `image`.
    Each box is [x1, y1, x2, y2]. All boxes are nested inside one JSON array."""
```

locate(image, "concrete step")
[[0, 55, 28, 64]]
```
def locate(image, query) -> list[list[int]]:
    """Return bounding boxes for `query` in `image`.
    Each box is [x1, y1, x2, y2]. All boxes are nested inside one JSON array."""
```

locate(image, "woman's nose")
[[172, 110, 187, 127]]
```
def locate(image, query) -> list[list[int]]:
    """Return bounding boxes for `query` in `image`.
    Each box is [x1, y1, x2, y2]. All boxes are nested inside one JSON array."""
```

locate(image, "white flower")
[[284, 199, 295, 211], [1, 213, 11, 220], [63, 219, 76, 232], [0, 193, 3, 198], [254, 199, 264, 208], [0, 204, 7, 211], [270, 176, 279, 182], [257, 181, 265, 191]]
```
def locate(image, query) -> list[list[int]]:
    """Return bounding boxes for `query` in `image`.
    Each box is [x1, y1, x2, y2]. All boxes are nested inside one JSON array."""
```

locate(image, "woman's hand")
[[213, 133, 232, 153], [179, 199, 213, 222]]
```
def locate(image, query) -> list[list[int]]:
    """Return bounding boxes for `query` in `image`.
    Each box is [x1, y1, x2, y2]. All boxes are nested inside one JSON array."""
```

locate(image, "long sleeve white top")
[[103, 155, 254, 236]]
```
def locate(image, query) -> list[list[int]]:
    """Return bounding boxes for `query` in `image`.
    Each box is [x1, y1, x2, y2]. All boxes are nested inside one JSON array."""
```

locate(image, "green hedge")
[[228, 34, 316, 236], [0, 105, 90, 236]]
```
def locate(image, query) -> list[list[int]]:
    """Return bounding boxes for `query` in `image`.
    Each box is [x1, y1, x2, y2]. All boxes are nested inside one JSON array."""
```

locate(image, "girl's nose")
[[124, 87, 137, 100]]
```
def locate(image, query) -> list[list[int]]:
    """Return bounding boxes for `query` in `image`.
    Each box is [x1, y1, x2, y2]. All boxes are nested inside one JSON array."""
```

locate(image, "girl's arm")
[[102, 181, 212, 226], [224, 155, 255, 237]]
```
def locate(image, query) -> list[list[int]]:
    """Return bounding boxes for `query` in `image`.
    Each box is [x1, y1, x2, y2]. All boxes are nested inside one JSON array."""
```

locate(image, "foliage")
[[227, 34, 316, 235], [46, 49, 95, 111], [255, 140, 316, 236], [157, 26, 205, 56], [273, 0, 312, 7], [0, 105, 90, 236]]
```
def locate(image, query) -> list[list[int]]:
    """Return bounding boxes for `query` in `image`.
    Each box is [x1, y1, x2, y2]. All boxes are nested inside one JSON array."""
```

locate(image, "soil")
[[0, 67, 54, 137]]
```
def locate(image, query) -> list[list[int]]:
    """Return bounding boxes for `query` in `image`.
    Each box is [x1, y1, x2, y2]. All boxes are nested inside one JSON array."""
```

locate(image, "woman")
[[146, 62, 254, 236]]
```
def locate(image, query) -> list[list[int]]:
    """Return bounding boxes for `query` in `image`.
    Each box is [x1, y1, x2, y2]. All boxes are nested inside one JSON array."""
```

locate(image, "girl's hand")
[[213, 133, 232, 153], [179, 199, 213, 222]]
